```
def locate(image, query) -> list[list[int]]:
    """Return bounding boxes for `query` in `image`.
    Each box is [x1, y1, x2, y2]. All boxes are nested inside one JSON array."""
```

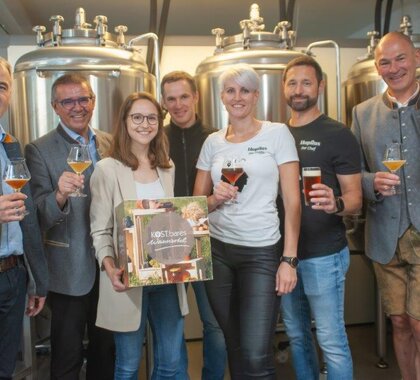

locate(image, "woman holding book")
[[90, 92, 188, 379]]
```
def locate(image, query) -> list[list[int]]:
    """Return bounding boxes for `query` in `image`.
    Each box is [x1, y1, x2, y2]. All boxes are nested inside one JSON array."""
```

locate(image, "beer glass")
[[221, 157, 244, 204], [3, 158, 31, 215], [382, 142, 405, 195], [67, 144, 92, 197], [302, 167, 321, 206]]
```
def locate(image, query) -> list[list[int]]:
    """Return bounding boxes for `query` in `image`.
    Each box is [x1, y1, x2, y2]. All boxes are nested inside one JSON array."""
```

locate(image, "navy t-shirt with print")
[[288, 114, 361, 260]]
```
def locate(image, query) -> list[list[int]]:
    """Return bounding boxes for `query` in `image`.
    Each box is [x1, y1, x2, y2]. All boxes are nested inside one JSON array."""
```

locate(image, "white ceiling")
[[0, 0, 419, 47]]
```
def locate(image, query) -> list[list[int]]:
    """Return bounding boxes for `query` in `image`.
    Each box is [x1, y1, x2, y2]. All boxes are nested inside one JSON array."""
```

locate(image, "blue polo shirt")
[[60, 123, 100, 165], [0, 125, 24, 258]]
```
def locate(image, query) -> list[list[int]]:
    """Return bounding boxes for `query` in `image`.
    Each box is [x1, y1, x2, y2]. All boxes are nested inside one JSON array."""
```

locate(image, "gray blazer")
[[25, 125, 112, 296], [351, 93, 420, 264], [1, 135, 48, 296], [90, 157, 188, 332]]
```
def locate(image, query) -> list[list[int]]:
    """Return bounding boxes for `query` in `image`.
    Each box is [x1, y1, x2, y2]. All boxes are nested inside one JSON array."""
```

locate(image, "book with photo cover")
[[115, 196, 212, 287]]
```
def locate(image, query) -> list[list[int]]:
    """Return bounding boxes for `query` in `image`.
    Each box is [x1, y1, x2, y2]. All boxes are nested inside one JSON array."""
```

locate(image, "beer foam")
[[303, 170, 321, 177]]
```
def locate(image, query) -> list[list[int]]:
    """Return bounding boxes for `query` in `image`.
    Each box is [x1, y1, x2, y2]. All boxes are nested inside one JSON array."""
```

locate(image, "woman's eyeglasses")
[[128, 113, 159, 125]]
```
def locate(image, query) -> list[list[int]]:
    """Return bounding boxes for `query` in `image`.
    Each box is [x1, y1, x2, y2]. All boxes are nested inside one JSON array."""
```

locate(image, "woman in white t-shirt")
[[194, 64, 301, 379]]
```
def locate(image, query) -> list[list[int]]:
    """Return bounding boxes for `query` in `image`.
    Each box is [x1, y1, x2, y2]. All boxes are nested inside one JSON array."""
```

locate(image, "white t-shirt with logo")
[[196, 121, 298, 247]]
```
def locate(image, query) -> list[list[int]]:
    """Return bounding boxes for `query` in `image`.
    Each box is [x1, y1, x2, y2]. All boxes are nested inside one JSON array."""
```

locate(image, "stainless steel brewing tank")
[[10, 9, 156, 146], [195, 49, 316, 129], [194, 4, 327, 130]]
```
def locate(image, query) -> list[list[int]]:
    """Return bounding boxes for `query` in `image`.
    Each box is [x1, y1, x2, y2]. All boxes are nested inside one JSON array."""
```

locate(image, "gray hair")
[[0, 57, 12, 78], [219, 64, 260, 92]]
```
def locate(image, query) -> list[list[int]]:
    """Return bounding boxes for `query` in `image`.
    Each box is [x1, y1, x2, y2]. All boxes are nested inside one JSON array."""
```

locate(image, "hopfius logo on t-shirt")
[[247, 146, 268, 154], [299, 139, 321, 152]]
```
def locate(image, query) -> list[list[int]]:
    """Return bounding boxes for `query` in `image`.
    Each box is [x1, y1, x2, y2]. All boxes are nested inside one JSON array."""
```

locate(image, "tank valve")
[[274, 21, 293, 48], [115, 25, 128, 47], [366, 31, 379, 56], [32, 25, 46, 47], [74, 8, 90, 29], [49, 15, 64, 46], [211, 28, 225, 53], [94, 15, 108, 46], [249, 4, 265, 30], [400, 15, 413, 37]]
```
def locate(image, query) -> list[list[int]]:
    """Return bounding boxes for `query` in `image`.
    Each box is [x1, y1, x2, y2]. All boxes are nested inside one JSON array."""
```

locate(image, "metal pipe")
[[157, 0, 170, 63], [147, 0, 157, 73], [375, 0, 384, 37], [286, 0, 296, 27], [304, 40, 342, 122], [279, 0, 286, 22], [128, 33, 161, 101], [383, 0, 394, 35]]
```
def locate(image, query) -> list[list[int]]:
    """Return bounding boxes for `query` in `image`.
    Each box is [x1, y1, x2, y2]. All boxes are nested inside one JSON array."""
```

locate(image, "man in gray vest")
[[351, 32, 420, 380], [25, 74, 114, 380]]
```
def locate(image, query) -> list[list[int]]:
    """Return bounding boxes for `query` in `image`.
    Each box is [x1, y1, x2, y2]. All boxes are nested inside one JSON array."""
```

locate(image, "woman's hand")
[[103, 257, 127, 292], [213, 181, 238, 204], [275, 262, 297, 296]]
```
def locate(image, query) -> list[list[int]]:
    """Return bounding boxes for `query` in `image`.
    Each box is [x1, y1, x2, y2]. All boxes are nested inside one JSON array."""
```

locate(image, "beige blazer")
[[90, 157, 189, 332]]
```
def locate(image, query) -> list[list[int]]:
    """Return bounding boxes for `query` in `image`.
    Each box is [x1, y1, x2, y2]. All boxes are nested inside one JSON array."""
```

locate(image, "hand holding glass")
[[302, 167, 321, 206], [382, 142, 405, 195], [67, 144, 92, 197], [221, 157, 244, 205], [3, 158, 31, 215]]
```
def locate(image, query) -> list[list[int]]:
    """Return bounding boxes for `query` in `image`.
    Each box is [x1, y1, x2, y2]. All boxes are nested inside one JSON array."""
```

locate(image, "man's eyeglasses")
[[128, 113, 159, 125], [56, 96, 93, 110]]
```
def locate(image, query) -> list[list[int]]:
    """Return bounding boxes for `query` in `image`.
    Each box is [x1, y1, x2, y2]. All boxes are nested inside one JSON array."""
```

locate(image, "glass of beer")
[[67, 144, 92, 197], [382, 142, 405, 195], [302, 167, 321, 206], [3, 158, 31, 215], [221, 157, 244, 204]]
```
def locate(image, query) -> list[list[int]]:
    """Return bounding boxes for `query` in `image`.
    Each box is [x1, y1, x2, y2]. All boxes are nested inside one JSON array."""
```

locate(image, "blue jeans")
[[0, 263, 26, 379], [280, 247, 353, 380], [179, 282, 227, 380], [114, 284, 185, 380]]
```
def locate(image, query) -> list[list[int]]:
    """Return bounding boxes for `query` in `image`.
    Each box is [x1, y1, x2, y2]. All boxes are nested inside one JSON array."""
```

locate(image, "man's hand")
[[0, 193, 27, 223], [374, 171, 400, 197], [26, 295, 46, 317], [56, 171, 85, 207], [307, 183, 338, 213]]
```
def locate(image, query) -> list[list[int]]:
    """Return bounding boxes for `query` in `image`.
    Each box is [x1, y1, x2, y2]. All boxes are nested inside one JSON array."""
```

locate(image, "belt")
[[0, 255, 21, 273]]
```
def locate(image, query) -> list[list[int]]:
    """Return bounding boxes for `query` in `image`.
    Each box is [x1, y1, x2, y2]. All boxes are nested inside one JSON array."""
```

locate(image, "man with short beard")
[[279, 55, 362, 380]]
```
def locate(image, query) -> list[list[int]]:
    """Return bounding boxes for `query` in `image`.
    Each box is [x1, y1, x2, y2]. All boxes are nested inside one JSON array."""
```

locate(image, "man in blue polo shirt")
[[0, 56, 48, 379]]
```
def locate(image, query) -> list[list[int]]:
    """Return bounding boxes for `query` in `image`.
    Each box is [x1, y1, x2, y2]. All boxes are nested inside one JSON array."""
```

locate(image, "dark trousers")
[[205, 238, 280, 380], [49, 273, 115, 380], [0, 263, 26, 380]]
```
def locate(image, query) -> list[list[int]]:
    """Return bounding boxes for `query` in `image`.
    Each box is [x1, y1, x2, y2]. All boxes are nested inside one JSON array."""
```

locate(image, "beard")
[[287, 95, 318, 112]]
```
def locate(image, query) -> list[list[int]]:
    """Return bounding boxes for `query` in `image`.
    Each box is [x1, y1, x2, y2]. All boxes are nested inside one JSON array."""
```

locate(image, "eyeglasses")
[[56, 96, 93, 110], [128, 113, 159, 125]]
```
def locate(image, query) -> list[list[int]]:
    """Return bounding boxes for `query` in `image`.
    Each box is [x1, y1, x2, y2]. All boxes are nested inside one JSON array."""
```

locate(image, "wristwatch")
[[334, 196, 345, 214], [280, 256, 299, 269]]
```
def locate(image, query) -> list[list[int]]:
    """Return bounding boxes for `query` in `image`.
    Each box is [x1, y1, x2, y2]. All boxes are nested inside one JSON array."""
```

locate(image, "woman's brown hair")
[[109, 92, 171, 170]]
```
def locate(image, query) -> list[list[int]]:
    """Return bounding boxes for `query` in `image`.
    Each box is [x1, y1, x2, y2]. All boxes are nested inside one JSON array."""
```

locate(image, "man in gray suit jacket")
[[0, 56, 48, 380], [351, 32, 420, 380], [25, 74, 114, 380]]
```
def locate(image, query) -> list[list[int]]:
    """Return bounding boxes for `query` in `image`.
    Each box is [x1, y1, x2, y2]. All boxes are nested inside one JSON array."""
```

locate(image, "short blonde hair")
[[219, 63, 260, 92]]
